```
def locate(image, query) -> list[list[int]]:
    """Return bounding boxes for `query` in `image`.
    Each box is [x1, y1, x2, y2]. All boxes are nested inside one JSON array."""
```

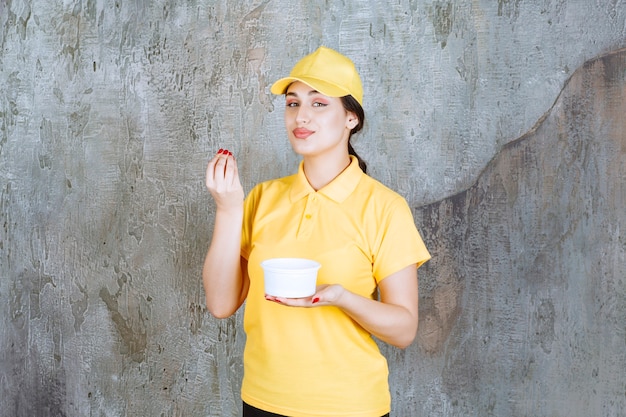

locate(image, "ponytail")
[[348, 142, 367, 173]]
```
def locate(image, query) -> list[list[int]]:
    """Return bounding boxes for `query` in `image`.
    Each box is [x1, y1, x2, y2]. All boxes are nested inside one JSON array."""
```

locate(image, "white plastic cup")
[[261, 258, 321, 298]]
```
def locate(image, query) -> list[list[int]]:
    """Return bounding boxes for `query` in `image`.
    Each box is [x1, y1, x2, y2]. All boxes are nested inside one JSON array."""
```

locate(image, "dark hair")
[[340, 95, 367, 173]]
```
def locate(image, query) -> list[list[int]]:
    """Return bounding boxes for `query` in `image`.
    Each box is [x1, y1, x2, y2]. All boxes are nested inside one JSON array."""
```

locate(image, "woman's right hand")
[[205, 149, 244, 210], [203, 149, 248, 318]]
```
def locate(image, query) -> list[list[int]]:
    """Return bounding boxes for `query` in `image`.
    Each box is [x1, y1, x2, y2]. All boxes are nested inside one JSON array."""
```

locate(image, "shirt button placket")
[[297, 194, 319, 239]]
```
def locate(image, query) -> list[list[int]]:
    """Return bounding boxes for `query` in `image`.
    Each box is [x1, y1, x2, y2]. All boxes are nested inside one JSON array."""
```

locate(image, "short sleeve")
[[372, 197, 431, 282]]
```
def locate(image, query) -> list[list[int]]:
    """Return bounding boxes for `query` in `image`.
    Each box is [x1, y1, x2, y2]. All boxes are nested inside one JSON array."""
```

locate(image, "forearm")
[[335, 290, 418, 349], [203, 207, 246, 318], [266, 266, 420, 347]]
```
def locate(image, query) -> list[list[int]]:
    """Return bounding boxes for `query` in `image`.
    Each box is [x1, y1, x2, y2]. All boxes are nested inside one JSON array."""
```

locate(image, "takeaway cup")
[[261, 258, 321, 298]]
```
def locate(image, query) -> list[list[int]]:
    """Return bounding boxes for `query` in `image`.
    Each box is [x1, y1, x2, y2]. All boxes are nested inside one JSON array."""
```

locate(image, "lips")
[[293, 128, 314, 139]]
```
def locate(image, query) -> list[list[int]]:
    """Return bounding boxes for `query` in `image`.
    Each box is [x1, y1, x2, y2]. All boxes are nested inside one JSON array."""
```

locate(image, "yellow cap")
[[270, 46, 363, 106]]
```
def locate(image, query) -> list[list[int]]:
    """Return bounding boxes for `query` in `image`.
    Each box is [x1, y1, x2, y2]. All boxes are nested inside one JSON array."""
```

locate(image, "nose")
[[295, 105, 310, 124]]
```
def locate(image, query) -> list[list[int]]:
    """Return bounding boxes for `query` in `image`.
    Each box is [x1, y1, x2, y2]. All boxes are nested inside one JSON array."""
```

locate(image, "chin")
[[288, 141, 314, 156]]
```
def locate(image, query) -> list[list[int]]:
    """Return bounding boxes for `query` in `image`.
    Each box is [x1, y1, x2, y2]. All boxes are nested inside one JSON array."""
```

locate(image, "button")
[[305, 214, 312, 219]]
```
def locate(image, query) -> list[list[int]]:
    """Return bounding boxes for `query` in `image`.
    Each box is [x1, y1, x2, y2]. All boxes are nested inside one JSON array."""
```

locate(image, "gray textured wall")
[[1, 1, 625, 416]]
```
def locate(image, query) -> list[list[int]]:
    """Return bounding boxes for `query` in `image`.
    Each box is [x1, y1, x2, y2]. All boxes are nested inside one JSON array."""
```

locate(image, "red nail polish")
[[312, 297, 319, 304], [217, 149, 223, 154], [228, 151, 233, 156]]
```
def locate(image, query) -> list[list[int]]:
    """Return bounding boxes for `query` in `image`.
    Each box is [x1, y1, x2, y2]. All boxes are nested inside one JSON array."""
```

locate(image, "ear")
[[346, 113, 359, 130]]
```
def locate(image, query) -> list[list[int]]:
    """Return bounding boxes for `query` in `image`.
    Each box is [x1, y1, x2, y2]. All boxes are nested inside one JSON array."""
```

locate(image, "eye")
[[312, 101, 328, 107], [286, 101, 299, 107]]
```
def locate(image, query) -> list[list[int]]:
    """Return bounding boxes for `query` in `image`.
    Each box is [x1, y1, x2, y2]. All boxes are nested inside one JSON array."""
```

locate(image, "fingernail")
[[312, 297, 319, 304], [228, 151, 233, 156], [217, 149, 223, 154]]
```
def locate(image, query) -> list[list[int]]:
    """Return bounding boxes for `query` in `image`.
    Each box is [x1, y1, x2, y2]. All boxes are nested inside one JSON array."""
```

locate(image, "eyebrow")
[[285, 89, 322, 97]]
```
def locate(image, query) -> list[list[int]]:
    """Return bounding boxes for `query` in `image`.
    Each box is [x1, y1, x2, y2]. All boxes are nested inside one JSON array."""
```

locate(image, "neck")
[[303, 152, 351, 191]]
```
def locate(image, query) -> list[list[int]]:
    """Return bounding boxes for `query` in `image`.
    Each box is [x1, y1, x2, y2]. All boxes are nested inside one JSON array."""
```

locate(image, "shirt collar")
[[290, 156, 364, 203]]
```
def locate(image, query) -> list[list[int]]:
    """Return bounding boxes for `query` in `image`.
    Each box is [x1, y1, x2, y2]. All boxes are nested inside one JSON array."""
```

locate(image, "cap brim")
[[270, 76, 351, 99]]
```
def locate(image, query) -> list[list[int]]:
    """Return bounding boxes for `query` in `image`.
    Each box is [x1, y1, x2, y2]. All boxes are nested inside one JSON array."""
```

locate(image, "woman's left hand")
[[264, 265, 419, 348], [264, 284, 345, 307]]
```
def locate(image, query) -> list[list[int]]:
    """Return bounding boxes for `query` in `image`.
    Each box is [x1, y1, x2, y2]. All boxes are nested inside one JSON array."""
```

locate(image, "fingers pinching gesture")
[[205, 149, 244, 210]]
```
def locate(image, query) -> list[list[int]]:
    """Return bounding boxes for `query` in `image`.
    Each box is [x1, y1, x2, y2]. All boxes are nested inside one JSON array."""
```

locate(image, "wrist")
[[215, 203, 243, 214], [214, 206, 244, 223], [333, 284, 351, 308]]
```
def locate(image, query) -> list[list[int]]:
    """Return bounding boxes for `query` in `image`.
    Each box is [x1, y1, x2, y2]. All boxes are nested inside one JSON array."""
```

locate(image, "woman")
[[203, 46, 430, 417]]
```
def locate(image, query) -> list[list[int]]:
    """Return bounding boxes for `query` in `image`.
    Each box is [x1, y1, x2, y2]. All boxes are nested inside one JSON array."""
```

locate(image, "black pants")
[[243, 401, 390, 417]]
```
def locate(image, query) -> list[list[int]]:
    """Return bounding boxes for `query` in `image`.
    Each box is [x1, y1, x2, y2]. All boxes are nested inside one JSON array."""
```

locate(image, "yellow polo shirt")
[[240, 156, 430, 417]]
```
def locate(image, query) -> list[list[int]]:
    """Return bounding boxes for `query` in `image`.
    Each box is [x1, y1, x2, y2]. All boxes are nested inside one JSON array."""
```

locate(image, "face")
[[284, 81, 358, 159]]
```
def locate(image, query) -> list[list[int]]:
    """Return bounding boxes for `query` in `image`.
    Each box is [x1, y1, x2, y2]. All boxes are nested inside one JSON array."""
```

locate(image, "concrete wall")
[[1, 1, 624, 416]]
